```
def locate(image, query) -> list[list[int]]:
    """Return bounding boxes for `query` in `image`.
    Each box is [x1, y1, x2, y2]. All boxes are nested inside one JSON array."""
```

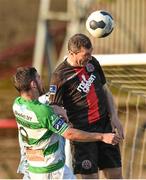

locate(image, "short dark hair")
[[13, 67, 37, 92], [68, 33, 92, 53]]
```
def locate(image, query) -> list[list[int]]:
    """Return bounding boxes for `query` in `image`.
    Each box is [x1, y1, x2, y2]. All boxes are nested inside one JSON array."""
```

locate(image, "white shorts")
[[27, 165, 76, 180]]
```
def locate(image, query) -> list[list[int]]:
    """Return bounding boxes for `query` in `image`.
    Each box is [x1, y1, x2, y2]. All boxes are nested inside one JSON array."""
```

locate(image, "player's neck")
[[67, 56, 78, 67], [21, 91, 38, 101], [66, 57, 74, 66]]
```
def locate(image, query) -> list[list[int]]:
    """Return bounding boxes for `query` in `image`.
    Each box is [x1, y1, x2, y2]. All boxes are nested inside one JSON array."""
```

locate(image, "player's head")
[[13, 67, 44, 96], [68, 33, 93, 67]]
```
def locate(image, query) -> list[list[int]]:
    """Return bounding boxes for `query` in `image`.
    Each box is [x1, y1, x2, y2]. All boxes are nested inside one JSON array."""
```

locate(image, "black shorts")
[[71, 115, 122, 174]]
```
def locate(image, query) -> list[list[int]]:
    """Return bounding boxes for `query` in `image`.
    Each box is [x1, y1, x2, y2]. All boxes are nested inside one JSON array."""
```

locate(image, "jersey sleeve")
[[45, 106, 69, 135], [93, 57, 106, 85], [49, 72, 64, 106]]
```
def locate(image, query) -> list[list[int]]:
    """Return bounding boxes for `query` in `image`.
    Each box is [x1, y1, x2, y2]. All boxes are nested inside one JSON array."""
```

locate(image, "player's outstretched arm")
[[103, 84, 124, 139], [63, 127, 121, 145]]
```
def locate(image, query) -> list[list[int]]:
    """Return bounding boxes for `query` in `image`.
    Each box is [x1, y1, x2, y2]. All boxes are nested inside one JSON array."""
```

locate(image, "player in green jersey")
[[12, 67, 121, 179]]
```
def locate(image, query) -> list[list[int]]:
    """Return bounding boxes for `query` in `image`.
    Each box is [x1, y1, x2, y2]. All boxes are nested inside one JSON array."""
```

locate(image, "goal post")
[[93, 53, 146, 66]]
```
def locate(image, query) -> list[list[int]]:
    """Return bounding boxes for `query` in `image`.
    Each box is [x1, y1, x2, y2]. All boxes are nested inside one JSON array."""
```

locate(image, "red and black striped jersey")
[[49, 56, 109, 129]]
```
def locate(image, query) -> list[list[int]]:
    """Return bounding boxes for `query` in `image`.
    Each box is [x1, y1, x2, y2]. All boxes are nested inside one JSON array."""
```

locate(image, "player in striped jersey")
[[49, 34, 124, 179], [12, 67, 121, 179]]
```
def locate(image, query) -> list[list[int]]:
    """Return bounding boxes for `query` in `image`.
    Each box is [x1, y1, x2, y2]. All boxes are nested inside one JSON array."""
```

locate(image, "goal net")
[[65, 53, 146, 179]]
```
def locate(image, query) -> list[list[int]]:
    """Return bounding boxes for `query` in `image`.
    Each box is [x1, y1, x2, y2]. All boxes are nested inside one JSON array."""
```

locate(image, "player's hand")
[[111, 116, 124, 139], [102, 133, 121, 145], [51, 105, 69, 122]]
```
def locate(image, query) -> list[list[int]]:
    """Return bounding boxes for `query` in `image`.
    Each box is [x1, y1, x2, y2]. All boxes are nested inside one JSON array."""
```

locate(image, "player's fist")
[[102, 133, 121, 145]]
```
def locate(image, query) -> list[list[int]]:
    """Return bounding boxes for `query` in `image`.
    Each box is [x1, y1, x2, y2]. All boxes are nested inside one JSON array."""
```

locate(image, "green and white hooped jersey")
[[13, 97, 69, 174]]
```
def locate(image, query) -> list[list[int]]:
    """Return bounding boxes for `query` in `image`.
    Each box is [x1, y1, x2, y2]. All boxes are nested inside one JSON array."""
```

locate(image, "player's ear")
[[69, 50, 74, 55], [30, 81, 36, 89]]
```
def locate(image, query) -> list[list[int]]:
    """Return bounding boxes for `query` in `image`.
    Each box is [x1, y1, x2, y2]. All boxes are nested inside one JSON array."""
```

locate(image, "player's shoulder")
[[91, 56, 100, 64], [90, 56, 101, 68], [34, 100, 53, 115], [54, 60, 67, 72], [12, 97, 21, 109], [13, 96, 21, 103], [52, 62, 63, 76], [52, 59, 69, 81], [34, 100, 49, 109]]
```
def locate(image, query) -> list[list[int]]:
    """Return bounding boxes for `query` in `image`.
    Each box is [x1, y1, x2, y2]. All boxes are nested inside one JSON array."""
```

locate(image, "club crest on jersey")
[[86, 63, 95, 72], [53, 118, 64, 131], [49, 85, 57, 94]]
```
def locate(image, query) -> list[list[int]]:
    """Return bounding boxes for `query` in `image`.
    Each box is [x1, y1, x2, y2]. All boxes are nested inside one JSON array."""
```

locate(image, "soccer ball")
[[86, 10, 114, 38]]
